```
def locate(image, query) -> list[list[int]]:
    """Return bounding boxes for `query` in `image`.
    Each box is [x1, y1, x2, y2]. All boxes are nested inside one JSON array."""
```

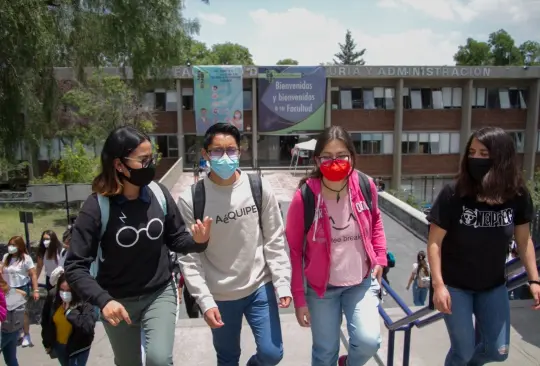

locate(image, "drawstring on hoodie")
[[312, 193, 323, 241]]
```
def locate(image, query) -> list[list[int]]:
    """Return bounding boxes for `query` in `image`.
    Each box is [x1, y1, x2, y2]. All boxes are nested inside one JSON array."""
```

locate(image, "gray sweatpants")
[[103, 280, 177, 366]]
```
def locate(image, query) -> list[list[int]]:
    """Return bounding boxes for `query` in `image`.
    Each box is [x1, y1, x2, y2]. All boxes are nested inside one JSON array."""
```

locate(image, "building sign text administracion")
[[326, 66, 492, 78]]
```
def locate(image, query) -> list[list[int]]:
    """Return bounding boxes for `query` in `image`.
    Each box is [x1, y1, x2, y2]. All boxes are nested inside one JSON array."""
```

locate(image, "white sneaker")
[[21, 335, 32, 347], [383, 290, 388, 296]]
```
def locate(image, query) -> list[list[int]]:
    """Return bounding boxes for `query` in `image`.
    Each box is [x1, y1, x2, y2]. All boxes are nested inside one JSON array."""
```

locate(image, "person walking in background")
[[1, 271, 26, 366], [406, 250, 430, 306], [427, 127, 540, 365], [36, 230, 64, 290], [64, 126, 211, 366], [0, 236, 39, 347], [178, 123, 291, 366], [286, 126, 387, 366], [381, 251, 396, 297], [41, 267, 96, 366]]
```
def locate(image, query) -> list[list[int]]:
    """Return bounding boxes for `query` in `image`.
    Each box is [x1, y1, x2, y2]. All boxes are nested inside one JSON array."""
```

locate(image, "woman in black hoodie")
[[41, 268, 96, 366]]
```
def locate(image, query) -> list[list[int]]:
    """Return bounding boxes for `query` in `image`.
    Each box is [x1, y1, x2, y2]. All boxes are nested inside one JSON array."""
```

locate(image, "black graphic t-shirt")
[[65, 183, 207, 310], [427, 183, 533, 292]]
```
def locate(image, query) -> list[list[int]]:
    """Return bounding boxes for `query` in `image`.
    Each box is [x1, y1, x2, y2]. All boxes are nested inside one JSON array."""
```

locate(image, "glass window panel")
[[243, 90, 252, 110], [499, 88, 510, 109], [166, 91, 177, 111], [383, 134, 393, 154], [361, 133, 372, 141], [408, 133, 418, 142], [439, 133, 450, 154], [476, 88, 486, 107], [143, 93, 154, 110], [363, 89, 375, 109], [513, 132, 525, 152], [384, 88, 395, 110], [429, 133, 440, 154], [410, 90, 422, 109], [403, 88, 410, 96], [419, 133, 429, 142], [374, 87, 384, 98], [351, 133, 362, 153], [401, 133, 408, 142], [168, 135, 178, 149], [450, 133, 460, 153], [442, 87, 452, 107], [452, 88, 462, 107], [340, 90, 352, 110], [471, 88, 477, 107], [519, 90, 527, 109], [432, 90, 444, 109], [372, 133, 383, 141], [182, 88, 193, 96]]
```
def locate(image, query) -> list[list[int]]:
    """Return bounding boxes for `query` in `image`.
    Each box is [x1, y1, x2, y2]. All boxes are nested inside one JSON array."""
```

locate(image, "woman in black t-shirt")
[[427, 127, 540, 366]]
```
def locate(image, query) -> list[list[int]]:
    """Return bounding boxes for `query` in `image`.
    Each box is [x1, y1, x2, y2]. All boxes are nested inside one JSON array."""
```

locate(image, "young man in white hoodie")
[[178, 123, 291, 366]]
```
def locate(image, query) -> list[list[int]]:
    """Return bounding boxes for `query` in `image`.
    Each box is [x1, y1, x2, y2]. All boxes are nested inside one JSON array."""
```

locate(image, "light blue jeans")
[[443, 284, 510, 366], [307, 276, 382, 366], [412, 281, 429, 306]]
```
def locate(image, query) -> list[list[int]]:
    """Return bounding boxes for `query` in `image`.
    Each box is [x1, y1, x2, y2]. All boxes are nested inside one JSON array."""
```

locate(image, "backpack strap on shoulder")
[[247, 174, 263, 230], [300, 182, 316, 292], [96, 194, 110, 239], [357, 171, 373, 212], [148, 181, 167, 216], [191, 180, 206, 222]]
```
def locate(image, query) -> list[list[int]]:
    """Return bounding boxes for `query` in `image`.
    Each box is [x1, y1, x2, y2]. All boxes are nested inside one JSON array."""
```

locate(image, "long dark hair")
[[456, 127, 525, 202], [298, 126, 357, 188], [417, 250, 429, 277], [37, 230, 62, 262], [4, 236, 28, 265], [92, 126, 150, 196], [54, 273, 82, 310]]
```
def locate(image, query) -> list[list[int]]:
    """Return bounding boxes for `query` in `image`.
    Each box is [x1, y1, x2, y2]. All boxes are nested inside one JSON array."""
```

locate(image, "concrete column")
[[460, 79, 473, 158], [523, 78, 540, 181], [251, 78, 258, 168], [391, 79, 404, 190], [325, 78, 332, 128], [175, 79, 184, 170]]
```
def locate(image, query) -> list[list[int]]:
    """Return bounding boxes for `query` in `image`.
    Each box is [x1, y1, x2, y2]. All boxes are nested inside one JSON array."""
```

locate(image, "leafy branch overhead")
[[333, 30, 366, 65]]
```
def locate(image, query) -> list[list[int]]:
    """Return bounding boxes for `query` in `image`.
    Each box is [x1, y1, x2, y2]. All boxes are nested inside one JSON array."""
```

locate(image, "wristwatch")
[[527, 280, 540, 287]]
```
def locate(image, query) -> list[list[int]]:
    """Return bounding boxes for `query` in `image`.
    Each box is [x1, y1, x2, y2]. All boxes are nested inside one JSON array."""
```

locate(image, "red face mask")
[[319, 159, 351, 182]]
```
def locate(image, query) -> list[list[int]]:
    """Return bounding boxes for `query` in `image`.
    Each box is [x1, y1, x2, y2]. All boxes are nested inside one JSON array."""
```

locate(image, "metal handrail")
[[376, 256, 539, 366]]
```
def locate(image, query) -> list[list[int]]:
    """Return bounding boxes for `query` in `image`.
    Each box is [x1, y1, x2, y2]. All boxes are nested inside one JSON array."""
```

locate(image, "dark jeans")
[[443, 284, 510, 366], [212, 282, 283, 366], [55, 343, 90, 366], [1, 331, 20, 366], [46, 275, 53, 291]]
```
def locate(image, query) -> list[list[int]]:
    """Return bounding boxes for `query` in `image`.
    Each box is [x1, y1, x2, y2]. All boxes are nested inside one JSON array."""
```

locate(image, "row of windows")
[[330, 87, 529, 110], [143, 89, 253, 112], [14, 131, 530, 162]]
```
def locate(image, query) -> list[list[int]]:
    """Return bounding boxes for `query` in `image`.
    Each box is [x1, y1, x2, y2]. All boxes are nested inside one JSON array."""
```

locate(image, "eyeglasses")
[[123, 154, 157, 168], [207, 148, 240, 159], [317, 155, 351, 164]]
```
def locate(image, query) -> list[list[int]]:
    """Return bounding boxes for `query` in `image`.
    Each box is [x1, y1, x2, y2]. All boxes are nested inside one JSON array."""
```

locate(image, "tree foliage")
[[454, 29, 540, 66], [60, 72, 155, 145], [276, 58, 299, 65], [333, 30, 366, 65]]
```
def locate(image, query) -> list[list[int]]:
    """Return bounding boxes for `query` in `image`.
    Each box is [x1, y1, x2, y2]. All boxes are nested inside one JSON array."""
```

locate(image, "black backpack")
[[191, 173, 263, 229], [300, 170, 373, 236]]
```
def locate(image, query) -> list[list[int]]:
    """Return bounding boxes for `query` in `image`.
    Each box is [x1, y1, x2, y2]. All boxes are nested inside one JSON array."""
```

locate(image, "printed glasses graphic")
[[208, 148, 240, 159], [116, 218, 164, 248], [317, 155, 351, 164]]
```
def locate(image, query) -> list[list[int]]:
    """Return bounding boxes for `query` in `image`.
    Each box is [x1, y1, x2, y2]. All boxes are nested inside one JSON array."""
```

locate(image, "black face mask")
[[121, 163, 156, 187], [467, 158, 493, 182]]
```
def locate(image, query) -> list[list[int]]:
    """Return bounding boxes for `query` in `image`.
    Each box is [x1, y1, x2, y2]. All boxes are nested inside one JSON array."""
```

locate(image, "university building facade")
[[49, 65, 540, 192]]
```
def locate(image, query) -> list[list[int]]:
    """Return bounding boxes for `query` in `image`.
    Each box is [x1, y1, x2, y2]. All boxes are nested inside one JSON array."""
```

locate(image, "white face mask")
[[7, 245, 18, 255], [43, 240, 51, 248], [60, 291, 72, 303]]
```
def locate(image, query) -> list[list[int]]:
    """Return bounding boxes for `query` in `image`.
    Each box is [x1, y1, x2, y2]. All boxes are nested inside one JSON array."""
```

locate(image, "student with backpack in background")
[[381, 252, 396, 297], [178, 123, 291, 366], [406, 250, 430, 306], [41, 267, 96, 366], [285, 126, 387, 366], [64, 126, 211, 366], [0, 272, 26, 366]]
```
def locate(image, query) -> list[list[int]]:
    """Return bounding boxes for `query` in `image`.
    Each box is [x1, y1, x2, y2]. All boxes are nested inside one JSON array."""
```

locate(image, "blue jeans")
[[306, 277, 382, 366], [212, 282, 283, 366], [412, 281, 428, 306], [1, 331, 20, 366], [55, 343, 90, 366], [443, 284, 510, 366]]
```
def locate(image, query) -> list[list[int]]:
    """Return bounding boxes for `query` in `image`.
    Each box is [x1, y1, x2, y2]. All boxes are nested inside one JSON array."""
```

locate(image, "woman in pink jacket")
[[286, 126, 387, 366]]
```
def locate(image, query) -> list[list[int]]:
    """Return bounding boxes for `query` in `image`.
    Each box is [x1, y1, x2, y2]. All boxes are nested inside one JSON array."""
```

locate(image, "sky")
[[183, 0, 540, 65]]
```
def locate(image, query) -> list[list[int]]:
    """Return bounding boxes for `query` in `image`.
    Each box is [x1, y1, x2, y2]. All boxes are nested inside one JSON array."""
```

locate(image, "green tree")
[[60, 73, 155, 146], [454, 29, 539, 66], [210, 42, 254, 65], [276, 58, 299, 65], [1, 0, 209, 173], [333, 30, 366, 65]]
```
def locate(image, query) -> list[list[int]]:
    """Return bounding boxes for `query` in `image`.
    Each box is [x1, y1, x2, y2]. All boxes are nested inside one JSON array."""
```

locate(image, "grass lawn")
[[0, 207, 78, 244]]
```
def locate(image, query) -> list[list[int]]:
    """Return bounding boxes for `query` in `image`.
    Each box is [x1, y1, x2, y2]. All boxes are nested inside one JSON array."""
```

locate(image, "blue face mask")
[[209, 154, 239, 180]]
